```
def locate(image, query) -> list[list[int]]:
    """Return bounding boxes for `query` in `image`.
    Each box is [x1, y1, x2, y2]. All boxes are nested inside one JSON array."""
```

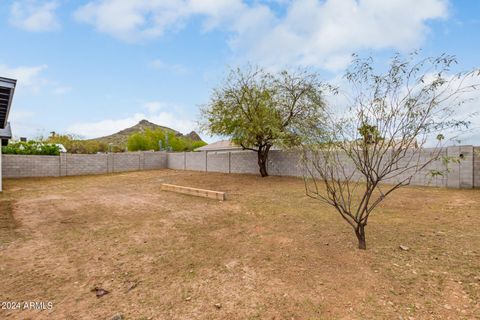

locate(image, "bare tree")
[[303, 53, 479, 249]]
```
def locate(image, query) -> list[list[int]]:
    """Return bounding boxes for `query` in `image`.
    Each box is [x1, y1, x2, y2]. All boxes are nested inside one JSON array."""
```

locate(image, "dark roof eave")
[[0, 77, 17, 129]]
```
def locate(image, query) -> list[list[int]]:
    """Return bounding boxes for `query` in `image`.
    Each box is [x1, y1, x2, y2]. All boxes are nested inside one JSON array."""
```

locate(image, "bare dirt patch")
[[0, 170, 479, 319], [0, 200, 20, 246]]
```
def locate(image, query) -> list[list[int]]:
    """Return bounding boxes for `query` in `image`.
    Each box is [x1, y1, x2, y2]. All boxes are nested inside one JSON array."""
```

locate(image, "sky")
[[0, 0, 479, 144]]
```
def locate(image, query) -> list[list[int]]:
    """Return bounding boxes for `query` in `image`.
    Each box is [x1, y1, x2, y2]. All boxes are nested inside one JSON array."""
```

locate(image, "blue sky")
[[0, 0, 479, 143]]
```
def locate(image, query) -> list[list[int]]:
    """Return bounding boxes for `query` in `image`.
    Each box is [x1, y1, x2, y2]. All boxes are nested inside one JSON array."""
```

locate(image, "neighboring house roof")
[[195, 140, 243, 152], [195, 140, 285, 152], [0, 77, 16, 130], [0, 122, 12, 139]]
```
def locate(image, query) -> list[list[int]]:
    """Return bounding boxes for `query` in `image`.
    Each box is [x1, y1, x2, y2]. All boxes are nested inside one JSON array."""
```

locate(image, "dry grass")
[[0, 170, 479, 319]]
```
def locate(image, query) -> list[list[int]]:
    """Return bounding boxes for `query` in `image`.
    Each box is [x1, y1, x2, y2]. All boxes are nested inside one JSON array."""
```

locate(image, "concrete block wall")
[[167, 152, 185, 170], [1, 151, 167, 179], [166, 146, 479, 189], [2, 155, 60, 178], [113, 153, 141, 172], [459, 146, 475, 188], [383, 148, 449, 188], [144, 152, 167, 170], [186, 152, 207, 171], [444, 146, 475, 189], [207, 152, 230, 173], [475, 147, 480, 188], [66, 154, 108, 176], [230, 151, 258, 174], [2, 147, 477, 189], [268, 150, 303, 177]]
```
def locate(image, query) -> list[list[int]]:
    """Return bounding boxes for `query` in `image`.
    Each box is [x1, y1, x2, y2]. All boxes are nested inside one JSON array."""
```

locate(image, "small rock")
[[111, 314, 124, 320], [399, 245, 410, 251], [185, 297, 192, 301], [214, 303, 222, 309], [91, 287, 110, 298], [444, 304, 452, 310], [127, 281, 138, 292]]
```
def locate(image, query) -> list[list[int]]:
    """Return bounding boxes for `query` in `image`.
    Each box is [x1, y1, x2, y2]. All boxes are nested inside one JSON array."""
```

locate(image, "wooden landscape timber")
[[161, 183, 226, 200]]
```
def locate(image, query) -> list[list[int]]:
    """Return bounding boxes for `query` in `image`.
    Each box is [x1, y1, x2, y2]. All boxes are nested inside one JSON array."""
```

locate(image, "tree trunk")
[[355, 224, 367, 250], [257, 146, 271, 177]]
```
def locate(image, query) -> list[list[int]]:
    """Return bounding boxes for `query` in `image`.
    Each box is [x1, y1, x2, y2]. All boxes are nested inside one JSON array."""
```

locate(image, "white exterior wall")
[[0, 146, 2, 192]]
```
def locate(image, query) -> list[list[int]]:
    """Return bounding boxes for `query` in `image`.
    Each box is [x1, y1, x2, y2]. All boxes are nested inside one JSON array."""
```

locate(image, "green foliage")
[[358, 123, 382, 145], [190, 140, 208, 150], [45, 134, 108, 154], [200, 67, 327, 151], [127, 129, 206, 152], [2, 141, 60, 155], [200, 66, 327, 176]]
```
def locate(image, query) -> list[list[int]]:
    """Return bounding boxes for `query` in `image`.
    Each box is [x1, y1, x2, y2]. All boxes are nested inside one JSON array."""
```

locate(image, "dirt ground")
[[0, 170, 479, 319]]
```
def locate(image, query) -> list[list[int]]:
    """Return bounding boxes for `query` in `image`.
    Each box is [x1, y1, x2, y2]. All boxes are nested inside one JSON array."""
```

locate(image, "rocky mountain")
[[89, 120, 204, 147], [185, 130, 202, 141]]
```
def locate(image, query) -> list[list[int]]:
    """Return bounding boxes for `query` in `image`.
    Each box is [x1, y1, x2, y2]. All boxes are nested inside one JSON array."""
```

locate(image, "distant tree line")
[[127, 129, 206, 152], [2, 130, 206, 155], [46, 134, 111, 153]]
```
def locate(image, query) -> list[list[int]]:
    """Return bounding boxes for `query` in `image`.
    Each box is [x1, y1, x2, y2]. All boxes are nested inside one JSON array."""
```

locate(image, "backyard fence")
[[2, 151, 167, 178], [167, 146, 480, 189], [2, 146, 479, 189]]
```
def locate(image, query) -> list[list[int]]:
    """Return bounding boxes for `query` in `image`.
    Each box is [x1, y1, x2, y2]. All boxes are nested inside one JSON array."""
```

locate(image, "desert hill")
[[88, 120, 204, 147]]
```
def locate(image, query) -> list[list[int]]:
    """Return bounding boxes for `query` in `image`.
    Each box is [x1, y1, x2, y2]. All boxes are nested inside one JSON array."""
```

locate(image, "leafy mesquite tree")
[[303, 53, 479, 249], [201, 66, 327, 177]]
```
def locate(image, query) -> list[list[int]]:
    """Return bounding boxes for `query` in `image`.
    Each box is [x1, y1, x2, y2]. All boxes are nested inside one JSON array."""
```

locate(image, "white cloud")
[[232, 0, 449, 71], [0, 63, 70, 96], [150, 59, 189, 75], [0, 63, 49, 92], [324, 69, 480, 146], [68, 113, 147, 138], [74, 1, 189, 42], [10, 0, 60, 32], [73, 0, 274, 42], [149, 111, 197, 135], [74, 0, 448, 70], [438, 73, 480, 145]]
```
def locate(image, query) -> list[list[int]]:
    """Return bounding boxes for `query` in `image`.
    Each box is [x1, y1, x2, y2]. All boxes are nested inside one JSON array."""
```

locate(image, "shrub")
[[2, 141, 60, 155], [45, 134, 108, 154]]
